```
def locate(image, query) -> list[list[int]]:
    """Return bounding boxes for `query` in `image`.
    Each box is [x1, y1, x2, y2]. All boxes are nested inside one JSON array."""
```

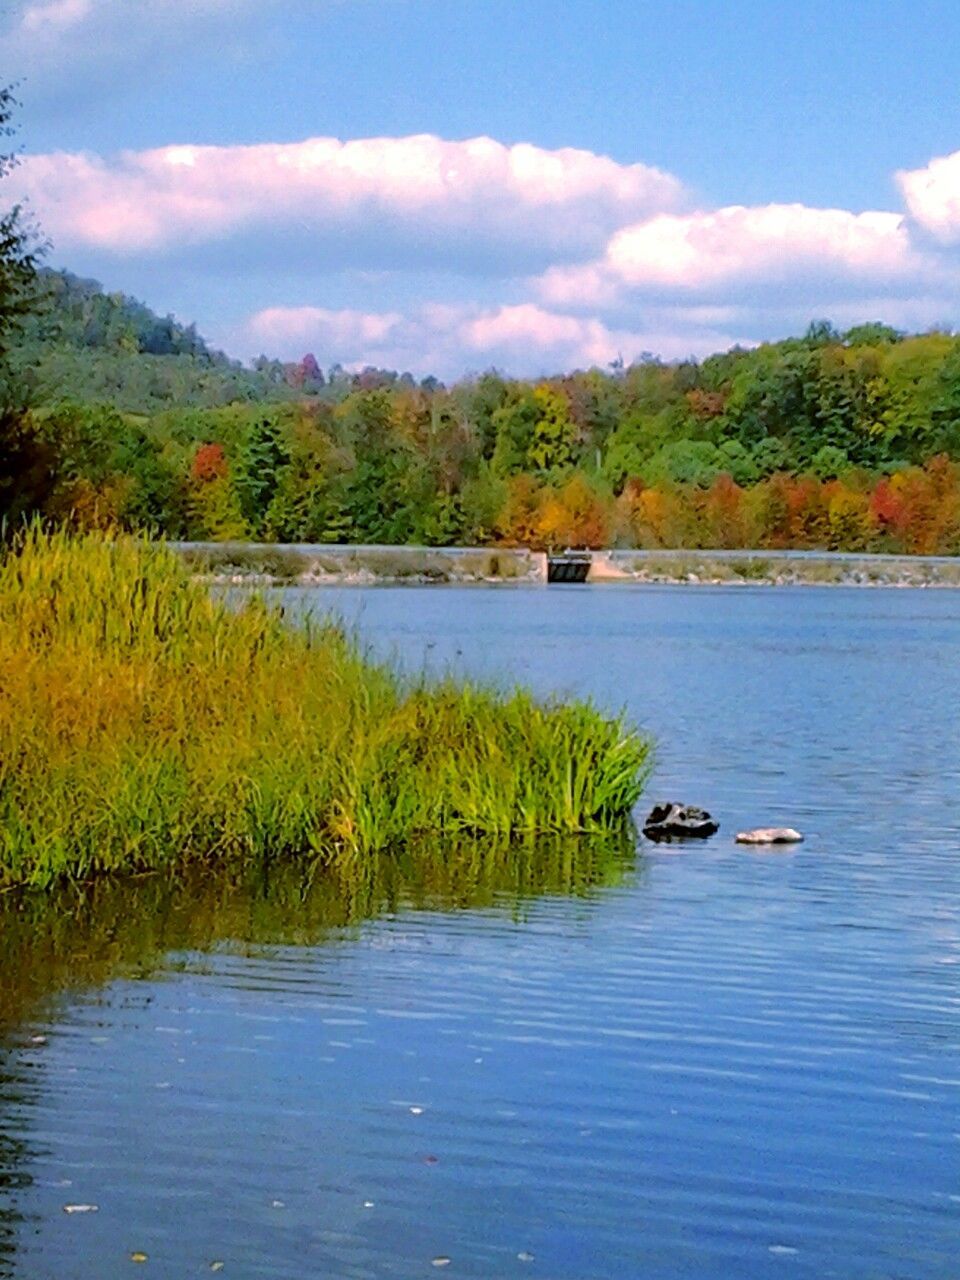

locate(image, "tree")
[[527, 385, 578, 476], [802, 319, 841, 348], [0, 86, 45, 400], [843, 322, 903, 347], [235, 414, 289, 533], [490, 387, 540, 476], [0, 405, 57, 521], [716, 439, 758, 485], [536, 474, 610, 549], [751, 436, 792, 477], [0, 85, 48, 523], [809, 444, 851, 481], [642, 439, 721, 488]]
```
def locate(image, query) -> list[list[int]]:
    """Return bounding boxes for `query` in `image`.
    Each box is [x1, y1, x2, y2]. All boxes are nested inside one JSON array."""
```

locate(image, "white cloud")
[[538, 203, 928, 308], [12, 115, 960, 374], [610, 205, 915, 289], [236, 301, 742, 378], [248, 306, 404, 353], [15, 135, 685, 273], [898, 148, 960, 244], [13, 0, 251, 35], [3, 0, 270, 91], [458, 304, 626, 367], [20, 0, 93, 33]]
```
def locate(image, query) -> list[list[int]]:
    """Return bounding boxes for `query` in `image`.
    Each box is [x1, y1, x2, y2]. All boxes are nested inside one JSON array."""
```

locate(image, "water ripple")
[[3, 585, 960, 1278]]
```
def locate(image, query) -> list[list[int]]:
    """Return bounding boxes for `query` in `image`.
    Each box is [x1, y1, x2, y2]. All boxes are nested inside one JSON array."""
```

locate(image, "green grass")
[[0, 530, 652, 888]]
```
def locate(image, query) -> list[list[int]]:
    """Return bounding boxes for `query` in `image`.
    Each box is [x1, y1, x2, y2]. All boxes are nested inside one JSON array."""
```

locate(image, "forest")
[[4, 269, 960, 554]]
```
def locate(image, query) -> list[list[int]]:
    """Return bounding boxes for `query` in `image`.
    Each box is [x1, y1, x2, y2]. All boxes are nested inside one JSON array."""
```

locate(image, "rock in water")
[[735, 828, 804, 845], [643, 803, 719, 841]]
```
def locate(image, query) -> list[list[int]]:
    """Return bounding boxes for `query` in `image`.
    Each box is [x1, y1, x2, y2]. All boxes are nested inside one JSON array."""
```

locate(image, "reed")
[[0, 530, 652, 888]]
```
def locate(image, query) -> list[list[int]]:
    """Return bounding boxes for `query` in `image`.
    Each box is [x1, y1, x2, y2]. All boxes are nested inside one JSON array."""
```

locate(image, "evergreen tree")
[[235, 415, 289, 533], [1, 85, 49, 524], [0, 86, 45, 404]]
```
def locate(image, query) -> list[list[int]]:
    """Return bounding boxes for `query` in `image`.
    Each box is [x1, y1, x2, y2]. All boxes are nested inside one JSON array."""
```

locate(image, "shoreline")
[[173, 542, 960, 589]]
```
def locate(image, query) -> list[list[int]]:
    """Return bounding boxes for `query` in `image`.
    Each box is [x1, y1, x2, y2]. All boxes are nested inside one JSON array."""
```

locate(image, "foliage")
[[9, 269, 442, 413], [0, 86, 45, 398], [0, 531, 653, 887], [6, 270, 960, 552]]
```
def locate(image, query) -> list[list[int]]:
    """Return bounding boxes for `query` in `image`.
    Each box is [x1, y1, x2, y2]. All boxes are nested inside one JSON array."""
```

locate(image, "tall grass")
[[0, 531, 652, 888]]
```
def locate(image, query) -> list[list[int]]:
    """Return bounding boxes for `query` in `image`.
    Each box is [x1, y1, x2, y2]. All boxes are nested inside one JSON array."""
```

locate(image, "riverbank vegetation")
[[2, 274, 960, 553], [0, 531, 651, 889]]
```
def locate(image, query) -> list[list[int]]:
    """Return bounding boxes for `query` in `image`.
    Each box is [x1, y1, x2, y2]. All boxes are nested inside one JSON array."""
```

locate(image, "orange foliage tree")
[[191, 442, 229, 484]]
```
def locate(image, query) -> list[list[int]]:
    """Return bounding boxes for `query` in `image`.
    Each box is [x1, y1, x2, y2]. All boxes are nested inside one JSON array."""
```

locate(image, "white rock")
[[736, 828, 804, 845]]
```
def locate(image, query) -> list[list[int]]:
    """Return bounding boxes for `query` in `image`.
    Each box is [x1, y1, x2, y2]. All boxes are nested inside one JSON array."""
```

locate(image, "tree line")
[[5, 329, 960, 554]]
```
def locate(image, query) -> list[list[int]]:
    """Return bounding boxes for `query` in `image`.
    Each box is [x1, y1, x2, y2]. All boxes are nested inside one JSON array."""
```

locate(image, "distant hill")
[[9, 269, 301, 413]]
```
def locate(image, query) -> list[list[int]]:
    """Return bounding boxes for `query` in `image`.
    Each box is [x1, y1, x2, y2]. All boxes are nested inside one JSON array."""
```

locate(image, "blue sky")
[[6, 0, 960, 376]]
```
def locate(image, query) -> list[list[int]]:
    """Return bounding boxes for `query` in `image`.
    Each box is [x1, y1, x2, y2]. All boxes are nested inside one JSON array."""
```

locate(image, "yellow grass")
[[0, 530, 652, 887]]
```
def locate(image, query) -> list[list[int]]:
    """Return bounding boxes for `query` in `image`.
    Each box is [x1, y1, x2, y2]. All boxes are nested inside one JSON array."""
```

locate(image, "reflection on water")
[[0, 1072, 31, 1280], [0, 836, 636, 1032], [3, 584, 960, 1279], [0, 835, 635, 1278]]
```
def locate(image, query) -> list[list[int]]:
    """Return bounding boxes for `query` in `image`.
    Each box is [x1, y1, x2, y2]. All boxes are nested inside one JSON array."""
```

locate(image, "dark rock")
[[643, 802, 719, 842]]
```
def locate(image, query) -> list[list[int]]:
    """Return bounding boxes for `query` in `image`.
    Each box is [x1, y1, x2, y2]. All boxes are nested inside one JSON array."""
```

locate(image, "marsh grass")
[[0, 531, 652, 888]]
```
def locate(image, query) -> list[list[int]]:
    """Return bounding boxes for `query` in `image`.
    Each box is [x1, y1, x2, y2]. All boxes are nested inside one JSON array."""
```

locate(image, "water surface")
[[3, 584, 959, 1278]]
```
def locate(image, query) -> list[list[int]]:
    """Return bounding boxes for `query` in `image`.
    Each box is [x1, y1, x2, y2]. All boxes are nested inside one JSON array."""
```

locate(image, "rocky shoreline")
[[172, 542, 960, 589], [594, 551, 960, 589]]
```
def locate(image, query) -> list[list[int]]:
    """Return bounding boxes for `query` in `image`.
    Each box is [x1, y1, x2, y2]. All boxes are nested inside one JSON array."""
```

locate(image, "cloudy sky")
[[6, 0, 960, 377]]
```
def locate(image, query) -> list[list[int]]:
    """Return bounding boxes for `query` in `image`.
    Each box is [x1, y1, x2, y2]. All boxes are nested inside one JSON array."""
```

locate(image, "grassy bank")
[[0, 532, 651, 889]]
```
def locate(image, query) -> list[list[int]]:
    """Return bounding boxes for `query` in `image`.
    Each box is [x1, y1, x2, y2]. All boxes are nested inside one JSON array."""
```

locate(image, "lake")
[[2, 583, 960, 1279]]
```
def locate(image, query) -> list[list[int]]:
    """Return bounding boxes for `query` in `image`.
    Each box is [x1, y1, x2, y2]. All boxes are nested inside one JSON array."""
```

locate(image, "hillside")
[[3, 274, 960, 553], [9, 269, 308, 412]]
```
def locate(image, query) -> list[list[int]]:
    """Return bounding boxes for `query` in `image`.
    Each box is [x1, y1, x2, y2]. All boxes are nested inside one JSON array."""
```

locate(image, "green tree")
[[235, 415, 289, 533], [642, 439, 721, 488], [0, 85, 48, 523], [928, 348, 960, 458], [0, 85, 45, 401], [527, 385, 578, 476], [843, 322, 903, 347], [809, 444, 851, 480], [751, 436, 792, 477], [0, 406, 57, 521], [716, 439, 758, 485], [602, 407, 674, 490], [490, 387, 540, 476]]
